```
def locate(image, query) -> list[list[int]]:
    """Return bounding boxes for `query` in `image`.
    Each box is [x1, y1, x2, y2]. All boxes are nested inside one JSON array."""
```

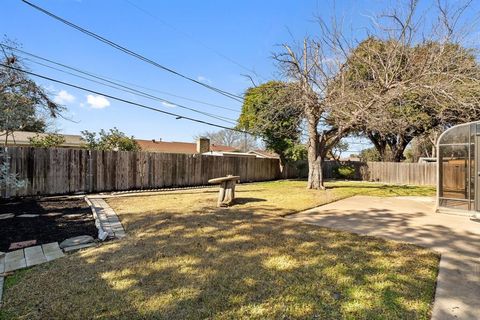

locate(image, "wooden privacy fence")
[[1, 147, 282, 197], [1, 147, 438, 197], [365, 161, 437, 185], [322, 161, 437, 186]]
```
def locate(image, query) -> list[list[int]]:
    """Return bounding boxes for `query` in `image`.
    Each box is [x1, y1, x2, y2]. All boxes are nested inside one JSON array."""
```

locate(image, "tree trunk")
[[367, 131, 388, 161], [388, 135, 412, 162], [391, 148, 405, 162], [307, 152, 324, 189], [429, 131, 439, 158], [306, 115, 325, 189], [278, 154, 287, 178]]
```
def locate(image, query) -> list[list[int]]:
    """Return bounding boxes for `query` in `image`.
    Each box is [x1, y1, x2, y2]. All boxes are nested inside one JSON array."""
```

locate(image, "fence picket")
[[0, 146, 437, 197]]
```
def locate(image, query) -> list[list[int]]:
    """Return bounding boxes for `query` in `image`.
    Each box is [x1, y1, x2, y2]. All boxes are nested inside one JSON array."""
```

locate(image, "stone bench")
[[208, 175, 240, 207]]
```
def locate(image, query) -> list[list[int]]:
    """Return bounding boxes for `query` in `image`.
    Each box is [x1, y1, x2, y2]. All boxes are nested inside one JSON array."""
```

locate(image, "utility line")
[[21, 0, 245, 102], [24, 57, 237, 125], [122, 0, 267, 82], [97, 77, 240, 113], [1, 63, 251, 134], [5, 45, 238, 124], [2, 46, 237, 123], [4, 44, 239, 112], [0, 44, 238, 123]]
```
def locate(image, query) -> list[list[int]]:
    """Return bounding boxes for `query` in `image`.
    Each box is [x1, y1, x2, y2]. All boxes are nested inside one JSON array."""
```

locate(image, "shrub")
[[29, 133, 66, 148], [335, 165, 356, 179], [0, 150, 26, 194], [81, 128, 140, 151]]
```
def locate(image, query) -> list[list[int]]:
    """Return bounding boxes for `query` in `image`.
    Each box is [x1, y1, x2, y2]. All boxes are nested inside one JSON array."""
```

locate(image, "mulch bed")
[[0, 197, 97, 252]]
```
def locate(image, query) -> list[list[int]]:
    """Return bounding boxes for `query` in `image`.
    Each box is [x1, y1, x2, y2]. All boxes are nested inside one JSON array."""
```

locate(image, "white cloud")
[[54, 90, 75, 104], [197, 75, 212, 84], [161, 101, 176, 108], [46, 85, 57, 93], [86, 94, 110, 109]]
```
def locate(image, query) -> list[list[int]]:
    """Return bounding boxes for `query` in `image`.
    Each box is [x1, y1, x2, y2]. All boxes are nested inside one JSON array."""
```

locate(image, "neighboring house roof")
[[136, 139, 237, 154], [418, 157, 437, 163], [203, 151, 257, 158], [339, 157, 361, 162], [247, 150, 280, 159], [2, 131, 239, 155], [0, 131, 84, 147]]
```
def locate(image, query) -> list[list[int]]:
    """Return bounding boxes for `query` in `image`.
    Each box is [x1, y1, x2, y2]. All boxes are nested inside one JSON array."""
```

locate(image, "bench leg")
[[217, 182, 226, 207], [217, 180, 236, 207]]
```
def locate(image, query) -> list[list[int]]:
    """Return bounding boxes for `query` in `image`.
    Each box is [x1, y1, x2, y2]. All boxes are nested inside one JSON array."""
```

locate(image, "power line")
[[100, 78, 240, 113], [3, 44, 238, 124], [0, 44, 238, 124], [24, 57, 238, 125], [122, 0, 267, 81], [21, 0, 245, 103], [5, 44, 239, 112], [1, 63, 251, 134]]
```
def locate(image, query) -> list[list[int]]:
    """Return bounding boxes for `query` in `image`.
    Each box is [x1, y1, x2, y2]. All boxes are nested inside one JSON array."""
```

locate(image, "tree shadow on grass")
[[0, 195, 446, 320], [325, 183, 422, 190], [234, 197, 267, 205]]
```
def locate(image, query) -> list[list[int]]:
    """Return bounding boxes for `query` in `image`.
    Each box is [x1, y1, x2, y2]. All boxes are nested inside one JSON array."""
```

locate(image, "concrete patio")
[[286, 196, 480, 320]]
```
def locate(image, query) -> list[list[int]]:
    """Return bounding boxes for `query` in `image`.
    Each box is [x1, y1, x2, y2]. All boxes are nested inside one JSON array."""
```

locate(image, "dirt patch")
[[0, 197, 97, 252]]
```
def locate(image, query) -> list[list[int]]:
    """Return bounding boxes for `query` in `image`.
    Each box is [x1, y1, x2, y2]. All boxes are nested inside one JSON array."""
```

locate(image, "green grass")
[[3, 269, 31, 291], [0, 180, 438, 319], [118, 179, 434, 218]]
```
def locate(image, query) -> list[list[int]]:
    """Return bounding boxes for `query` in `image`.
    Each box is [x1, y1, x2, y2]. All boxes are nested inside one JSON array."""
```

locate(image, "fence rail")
[[1, 147, 282, 197], [1, 147, 438, 198], [322, 160, 437, 186], [364, 161, 437, 185]]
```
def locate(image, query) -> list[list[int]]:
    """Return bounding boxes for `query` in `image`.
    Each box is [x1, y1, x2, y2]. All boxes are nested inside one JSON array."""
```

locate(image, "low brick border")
[[85, 197, 126, 239], [0, 275, 4, 308]]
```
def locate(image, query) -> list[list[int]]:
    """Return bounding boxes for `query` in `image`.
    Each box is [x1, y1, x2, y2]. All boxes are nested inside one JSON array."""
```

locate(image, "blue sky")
[[2, 0, 478, 150]]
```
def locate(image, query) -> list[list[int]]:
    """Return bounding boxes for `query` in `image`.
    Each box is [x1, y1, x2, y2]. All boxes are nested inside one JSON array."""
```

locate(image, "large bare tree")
[[273, 24, 362, 188], [330, 0, 480, 161]]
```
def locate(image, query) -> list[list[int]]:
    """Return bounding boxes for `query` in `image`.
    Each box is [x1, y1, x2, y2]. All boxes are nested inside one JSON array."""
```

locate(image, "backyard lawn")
[[1, 181, 438, 319]]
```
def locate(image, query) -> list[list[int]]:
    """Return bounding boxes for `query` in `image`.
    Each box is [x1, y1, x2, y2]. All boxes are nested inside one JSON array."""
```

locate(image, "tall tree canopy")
[[238, 81, 303, 168], [263, 0, 480, 190], [332, 38, 480, 161], [0, 43, 62, 144]]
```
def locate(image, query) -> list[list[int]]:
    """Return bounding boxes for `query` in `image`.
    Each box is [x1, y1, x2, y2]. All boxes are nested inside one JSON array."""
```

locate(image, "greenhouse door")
[[476, 135, 480, 212]]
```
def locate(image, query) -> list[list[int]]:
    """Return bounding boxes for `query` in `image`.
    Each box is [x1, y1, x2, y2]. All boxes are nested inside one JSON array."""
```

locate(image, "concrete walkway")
[[0, 242, 64, 307], [1, 242, 64, 273], [86, 197, 126, 239], [286, 196, 480, 320]]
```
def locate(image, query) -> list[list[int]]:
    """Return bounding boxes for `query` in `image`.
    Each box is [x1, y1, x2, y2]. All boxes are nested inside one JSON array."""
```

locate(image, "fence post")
[[1, 146, 7, 199], [87, 149, 93, 193]]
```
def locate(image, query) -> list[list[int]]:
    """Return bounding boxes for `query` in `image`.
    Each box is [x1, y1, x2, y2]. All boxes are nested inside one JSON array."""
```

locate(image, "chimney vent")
[[196, 137, 210, 153]]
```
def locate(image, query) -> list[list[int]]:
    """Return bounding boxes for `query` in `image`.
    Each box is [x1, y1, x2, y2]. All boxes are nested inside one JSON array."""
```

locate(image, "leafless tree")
[[194, 129, 259, 152], [331, 0, 480, 161], [267, 0, 479, 188], [272, 18, 362, 188]]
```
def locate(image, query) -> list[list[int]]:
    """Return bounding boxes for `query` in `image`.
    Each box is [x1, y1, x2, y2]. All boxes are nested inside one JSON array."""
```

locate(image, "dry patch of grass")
[[0, 181, 438, 319], [110, 180, 435, 220]]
